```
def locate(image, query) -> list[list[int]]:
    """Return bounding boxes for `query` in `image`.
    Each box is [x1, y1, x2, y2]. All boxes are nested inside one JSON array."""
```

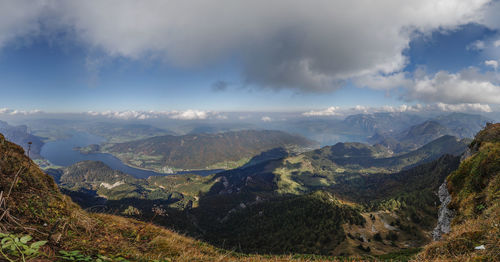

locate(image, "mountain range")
[[370, 113, 492, 154], [0, 121, 498, 260], [50, 131, 470, 257], [0, 120, 44, 158], [279, 112, 492, 146]]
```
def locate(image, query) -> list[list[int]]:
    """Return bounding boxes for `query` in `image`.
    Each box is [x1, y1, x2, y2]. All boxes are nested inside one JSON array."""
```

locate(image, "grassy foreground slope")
[[419, 123, 500, 261], [0, 133, 346, 262]]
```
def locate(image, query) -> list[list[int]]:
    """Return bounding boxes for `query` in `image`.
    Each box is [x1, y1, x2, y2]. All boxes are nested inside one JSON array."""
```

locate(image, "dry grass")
[[417, 123, 500, 262], [417, 210, 499, 262], [61, 213, 371, 261]]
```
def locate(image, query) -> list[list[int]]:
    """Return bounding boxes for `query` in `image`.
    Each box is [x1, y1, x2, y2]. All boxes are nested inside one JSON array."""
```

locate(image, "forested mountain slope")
[[97, 129, 316, 171]]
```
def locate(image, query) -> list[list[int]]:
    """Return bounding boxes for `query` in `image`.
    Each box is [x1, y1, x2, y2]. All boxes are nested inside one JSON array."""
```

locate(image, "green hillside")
[[419, 123, 500, 261], [97, 129, 316, 171], [296, 135, 467, 177]]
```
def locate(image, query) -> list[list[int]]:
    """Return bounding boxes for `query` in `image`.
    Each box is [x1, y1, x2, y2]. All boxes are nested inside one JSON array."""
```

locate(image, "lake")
[[40, 131, 222, 178]]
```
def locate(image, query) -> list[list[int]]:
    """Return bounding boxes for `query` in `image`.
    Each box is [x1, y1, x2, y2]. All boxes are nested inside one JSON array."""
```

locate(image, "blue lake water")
[[40, 131, 221, 179]]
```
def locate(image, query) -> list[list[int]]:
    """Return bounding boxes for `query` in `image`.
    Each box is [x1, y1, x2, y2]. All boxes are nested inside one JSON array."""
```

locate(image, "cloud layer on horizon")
[[302, 103, 493, 117], [0, 0, 499, 104], [0, 108, 43, 115], [86, 109, 227, 120]]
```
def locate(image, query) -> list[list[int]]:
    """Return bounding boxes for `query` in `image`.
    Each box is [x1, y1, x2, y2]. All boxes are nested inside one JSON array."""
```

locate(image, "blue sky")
[[0, 1, 499, 115], [0, 35, 401, 112]]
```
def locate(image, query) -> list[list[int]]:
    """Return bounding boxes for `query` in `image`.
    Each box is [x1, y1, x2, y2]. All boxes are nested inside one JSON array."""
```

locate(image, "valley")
[[45, 123, 469, 257], [0, 112, 497, 261], [87, 129, 317, 172]]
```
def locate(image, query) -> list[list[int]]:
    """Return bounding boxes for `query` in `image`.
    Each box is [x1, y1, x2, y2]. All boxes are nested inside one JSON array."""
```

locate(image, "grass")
[[418, 123, 500, 261], [206, 157, 252, 170]]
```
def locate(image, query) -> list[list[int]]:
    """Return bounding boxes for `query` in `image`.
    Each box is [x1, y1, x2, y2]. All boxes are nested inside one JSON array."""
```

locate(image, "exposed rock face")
[[433, 148, 473, 241], [460, 147, 472, 162], [432, 181, 454, 240]]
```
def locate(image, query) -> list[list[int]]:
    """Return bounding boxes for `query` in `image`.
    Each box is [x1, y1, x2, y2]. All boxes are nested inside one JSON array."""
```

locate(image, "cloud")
[[406, 68, 500, 104], [466, 40, 485, 51], [348, 104, 425, 114], [485, 60, 498, 70], [302, 106, 341, 116], [0, 0, 494, 93], [211, 80, 229, 92], [86, 110, 225, 120], [480, 0, 500, 30], [0, 108, 43, 115], [302, 104, 421, 117], [261, 116, 272, 122], [0, 1, 46, 48], [87, 110, 154, 120], [303, 103, 492, 117], [355, 67, 500, 104], [495, 40, 500, 48], [435, 102, 491, 112], [168, 110, 209, 120]]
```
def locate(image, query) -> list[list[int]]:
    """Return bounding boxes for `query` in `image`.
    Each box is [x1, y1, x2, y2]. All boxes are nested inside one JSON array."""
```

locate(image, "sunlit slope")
[[419, 123, 500, 261], [98, 129, 316, 171]]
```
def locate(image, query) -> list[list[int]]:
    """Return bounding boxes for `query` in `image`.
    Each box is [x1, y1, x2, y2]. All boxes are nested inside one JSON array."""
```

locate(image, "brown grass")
[[417, 123, 500, 262], [416, 213, 499, 261]]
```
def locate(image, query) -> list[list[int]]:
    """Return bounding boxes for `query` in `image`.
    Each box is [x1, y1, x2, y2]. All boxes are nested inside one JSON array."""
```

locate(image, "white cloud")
[[467, 40, 485, 51], [485, 60, 498, 70], [407, 69, 500, 104], [168, 110, 208, 120], [302, 106, 341, 116], [345, 104, 425, 114], [435, 102, 492, 112], [261, 116, 272, 122], [0, 0, 494, 93], [494, 40, 500, 48], [87, 110, 154, 120], [353, 67, 500, 104], [0, 108, 43, 115], [371, 103, 492, 113], [86, 110, 225, 120], [303, 103, 492, 117]]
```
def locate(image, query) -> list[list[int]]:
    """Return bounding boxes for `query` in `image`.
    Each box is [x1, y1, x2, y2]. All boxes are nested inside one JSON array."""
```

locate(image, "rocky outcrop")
[[432, 181, 454, 240], [460, 147, 471, 162]]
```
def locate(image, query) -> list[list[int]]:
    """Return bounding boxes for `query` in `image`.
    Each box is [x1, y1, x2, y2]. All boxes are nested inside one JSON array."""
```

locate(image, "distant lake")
[[40, 131, 221, 179]]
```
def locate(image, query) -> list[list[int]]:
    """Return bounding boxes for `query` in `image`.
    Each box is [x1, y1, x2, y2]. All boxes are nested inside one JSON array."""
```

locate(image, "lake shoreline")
[[40, 131, 222, 179]]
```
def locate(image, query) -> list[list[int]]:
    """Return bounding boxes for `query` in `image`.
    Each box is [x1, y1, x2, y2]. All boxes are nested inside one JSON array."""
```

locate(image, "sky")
[[0, 0, 500, 117]]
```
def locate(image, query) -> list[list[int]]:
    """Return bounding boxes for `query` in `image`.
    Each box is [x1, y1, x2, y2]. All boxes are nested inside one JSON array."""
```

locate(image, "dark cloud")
[[211, 80, 229, 92], [0, 0, 498, 103]]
